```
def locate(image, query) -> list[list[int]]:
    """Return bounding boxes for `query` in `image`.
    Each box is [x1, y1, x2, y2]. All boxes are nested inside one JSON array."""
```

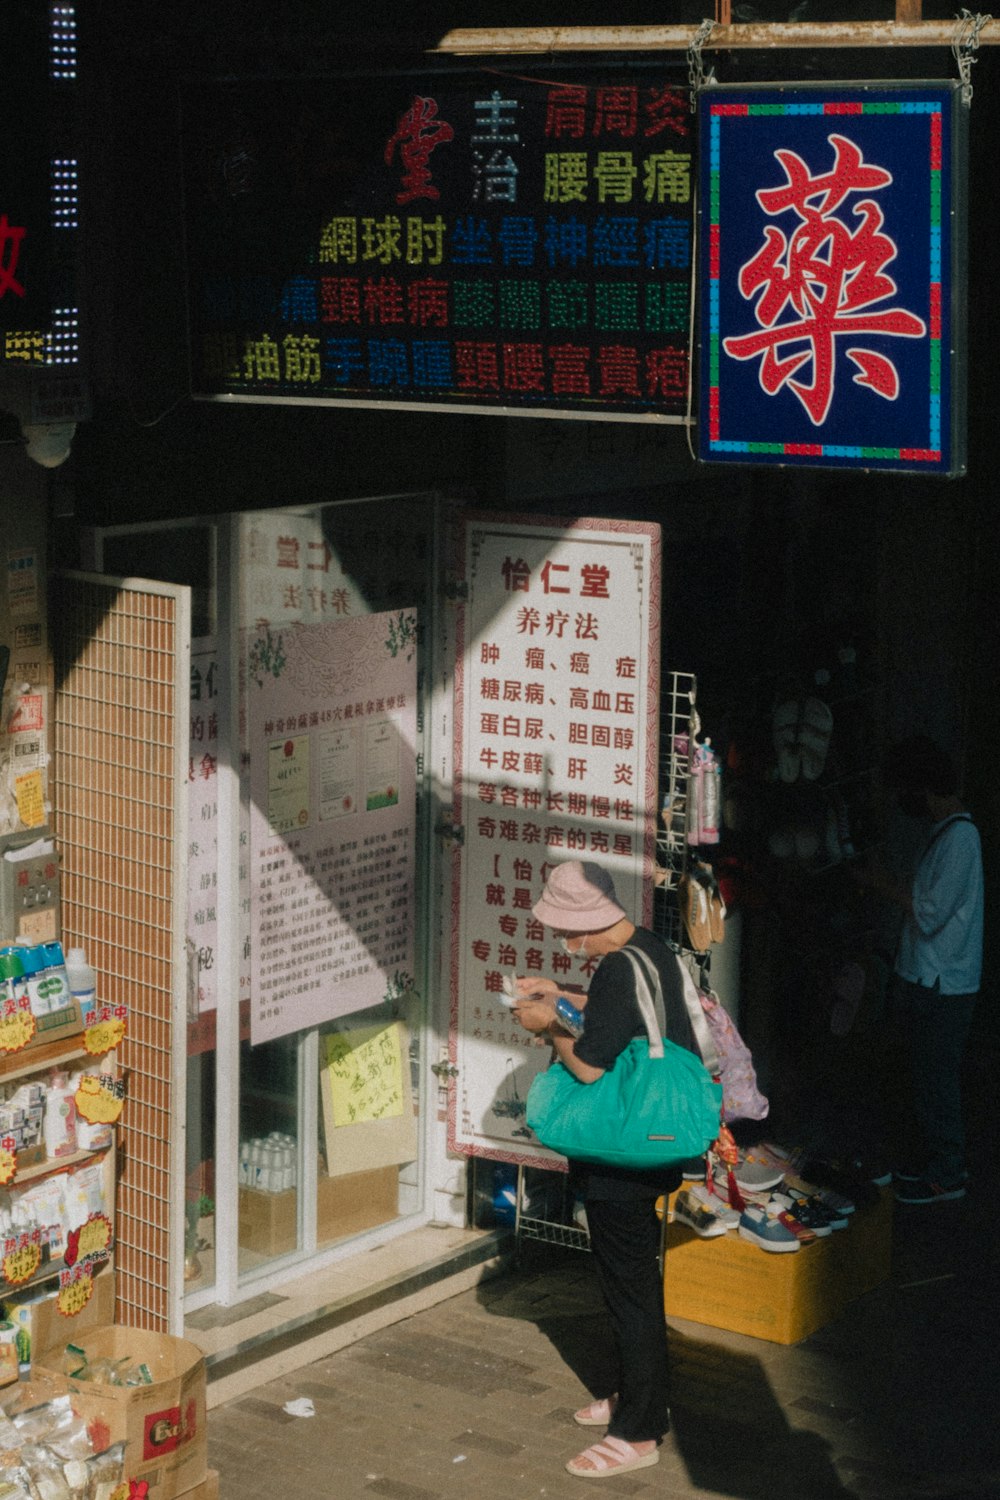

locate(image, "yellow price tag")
[[75, 1076, 125, 1125], [0, 1146, 16, 1186], [3, 1240, 42, 1285], [74, 1212, 112, 1262], [0, 1009, 36, 1055], [57, 1273, 94, 1318], [84, 1015, 127, 1055]]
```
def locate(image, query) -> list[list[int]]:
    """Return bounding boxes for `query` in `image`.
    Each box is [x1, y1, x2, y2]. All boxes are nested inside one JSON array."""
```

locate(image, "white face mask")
[[560, 935, 586, 956]]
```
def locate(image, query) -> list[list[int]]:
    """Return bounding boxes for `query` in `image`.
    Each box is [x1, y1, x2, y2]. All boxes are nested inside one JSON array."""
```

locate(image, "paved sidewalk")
[[206, 1176, 1000, 1500]]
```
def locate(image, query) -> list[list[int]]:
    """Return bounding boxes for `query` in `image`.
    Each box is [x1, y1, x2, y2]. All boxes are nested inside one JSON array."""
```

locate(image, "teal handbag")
[[525, 950, 723, 1170]]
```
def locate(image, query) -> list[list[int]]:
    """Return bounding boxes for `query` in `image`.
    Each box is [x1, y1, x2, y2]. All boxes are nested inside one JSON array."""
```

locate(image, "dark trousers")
[[892, 976, 977, 1184], [584, 1196, 670, 1444]]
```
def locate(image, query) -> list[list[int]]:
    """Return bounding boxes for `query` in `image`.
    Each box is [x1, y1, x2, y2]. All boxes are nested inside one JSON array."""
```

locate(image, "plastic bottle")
[[65, 946, 97, 1026], [13, 940, 50, 1016], [44, 1068, 78, 1157], [699, 739, 721, 846], [0, 949, 29, 1014], [554, 995, 585, 1037], [39, 942, 72, 1013]]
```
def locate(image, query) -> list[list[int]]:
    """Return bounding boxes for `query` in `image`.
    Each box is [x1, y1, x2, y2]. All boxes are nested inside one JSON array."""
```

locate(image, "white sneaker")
[[671, 1187, 729, 1238], [687, 1182, 740, 1229]]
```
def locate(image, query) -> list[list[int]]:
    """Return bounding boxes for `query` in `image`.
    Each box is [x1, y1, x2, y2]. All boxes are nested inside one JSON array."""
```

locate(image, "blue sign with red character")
[[698, 83, 966, 476]]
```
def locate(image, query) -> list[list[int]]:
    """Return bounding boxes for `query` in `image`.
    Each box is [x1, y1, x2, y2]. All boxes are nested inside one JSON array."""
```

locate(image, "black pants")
[[585, 1195, 670, 1444], [891, 975, 977, 1184]]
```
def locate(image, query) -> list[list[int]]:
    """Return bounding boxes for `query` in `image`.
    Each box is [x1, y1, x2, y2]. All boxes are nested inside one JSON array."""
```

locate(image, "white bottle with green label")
[[40, 942, 72, 1013], [65, 946, 97, 1026], [14, 940, 50, 1016]]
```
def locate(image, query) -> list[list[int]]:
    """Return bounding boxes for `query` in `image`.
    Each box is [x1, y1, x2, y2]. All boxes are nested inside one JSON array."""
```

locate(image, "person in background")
[[856, 735, 983, 1204], [511, 859, 698, 1480]]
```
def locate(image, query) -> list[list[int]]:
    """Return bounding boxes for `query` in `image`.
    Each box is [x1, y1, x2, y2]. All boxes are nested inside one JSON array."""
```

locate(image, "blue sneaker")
[[737, 1203, 801, 1252]]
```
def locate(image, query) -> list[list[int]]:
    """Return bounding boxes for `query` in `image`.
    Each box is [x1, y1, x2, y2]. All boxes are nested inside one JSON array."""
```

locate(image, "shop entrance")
[[85, 492, 452, 1317]]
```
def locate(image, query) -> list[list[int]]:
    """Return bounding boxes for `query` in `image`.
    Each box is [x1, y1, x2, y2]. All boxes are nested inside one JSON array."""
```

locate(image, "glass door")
[[90, 493, 443, 1308], [232, 494, 439, 1286]]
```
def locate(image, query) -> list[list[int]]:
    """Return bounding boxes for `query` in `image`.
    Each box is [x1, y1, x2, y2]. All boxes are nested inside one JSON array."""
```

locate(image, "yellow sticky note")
[[14, 770, 45, 828], [322, 1023, 405, 1127]]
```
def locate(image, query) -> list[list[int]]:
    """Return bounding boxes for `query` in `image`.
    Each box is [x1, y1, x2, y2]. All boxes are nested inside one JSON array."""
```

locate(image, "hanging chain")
[[952, 9, 992, 106], [687, 19, 717, 109]]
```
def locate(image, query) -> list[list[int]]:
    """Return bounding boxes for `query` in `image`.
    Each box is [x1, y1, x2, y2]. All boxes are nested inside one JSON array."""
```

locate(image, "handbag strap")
[[673, 954, 721, 1076], [619, 948, 665, 1059]]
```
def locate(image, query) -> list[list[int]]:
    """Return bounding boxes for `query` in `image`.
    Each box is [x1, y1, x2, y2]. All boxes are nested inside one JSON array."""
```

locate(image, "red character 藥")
[[723, 134, 925, 426]]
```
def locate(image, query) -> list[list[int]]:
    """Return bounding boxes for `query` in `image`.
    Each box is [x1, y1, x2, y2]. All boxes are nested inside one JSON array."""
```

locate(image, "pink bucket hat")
[[532, 860, 626, 932]]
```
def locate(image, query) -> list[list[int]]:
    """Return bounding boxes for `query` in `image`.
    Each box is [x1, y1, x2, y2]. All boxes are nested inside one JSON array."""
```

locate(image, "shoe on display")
[[894, 1176, 967, 1205], [801, 1157, 878, 1210], [798, 1191, 848, 1231], [785, 1173, 857, 1216], [737, 1203, 801, 1253], [767, 1198, 818, 1245], [770, 1191, 834, 1236], [731, 1154, 786, 1192], [687, 1182, 741, 1229], [672, 1187, 729, 1239], [754, 1141, 803, 1173]]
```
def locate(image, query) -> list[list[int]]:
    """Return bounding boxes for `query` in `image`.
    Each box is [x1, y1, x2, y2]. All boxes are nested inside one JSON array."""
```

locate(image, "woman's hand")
[[513, 975, 560, 1001], [511, 997, 557, 1036]]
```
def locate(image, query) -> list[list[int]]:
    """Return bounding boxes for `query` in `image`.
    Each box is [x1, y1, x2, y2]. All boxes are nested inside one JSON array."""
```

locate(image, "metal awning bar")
[[430, 21, 1000, 56]]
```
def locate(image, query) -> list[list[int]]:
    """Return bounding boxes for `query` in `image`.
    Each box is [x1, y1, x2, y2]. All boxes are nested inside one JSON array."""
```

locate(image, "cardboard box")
[[24, 996, 86, 1053], [237, 1166, 400, 1255], [36, 1324, 208, 1500], [662, 1186, 893, 1345], [317, 1164, 398, 1244], [1, 1380, 216, 1499], [178, 1470, 219, 1500], [3, 1263, 115, 1371], [237, 1186, 297, 1257]]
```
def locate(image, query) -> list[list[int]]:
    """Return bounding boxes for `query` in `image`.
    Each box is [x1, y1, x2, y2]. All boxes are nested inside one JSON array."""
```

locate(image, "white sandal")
[[566, 1436, 660, 1479], [573, 1396, 617, 1427]]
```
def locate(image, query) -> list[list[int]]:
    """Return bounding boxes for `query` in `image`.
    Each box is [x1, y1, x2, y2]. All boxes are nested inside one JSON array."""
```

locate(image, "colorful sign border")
[[698, 82, 967, 476]]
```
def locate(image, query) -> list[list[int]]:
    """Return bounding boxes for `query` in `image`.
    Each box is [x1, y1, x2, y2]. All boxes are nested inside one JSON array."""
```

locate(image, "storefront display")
[[0, 933, 120, 1374]]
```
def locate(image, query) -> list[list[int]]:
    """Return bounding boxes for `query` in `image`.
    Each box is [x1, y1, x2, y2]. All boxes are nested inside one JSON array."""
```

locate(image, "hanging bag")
[[525, 949, 722, 1170], [674, 957, 768, 1123]]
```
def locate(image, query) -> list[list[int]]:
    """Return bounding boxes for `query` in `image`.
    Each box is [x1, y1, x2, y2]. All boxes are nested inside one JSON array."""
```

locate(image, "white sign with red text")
[[449, 515, 660, 1164]]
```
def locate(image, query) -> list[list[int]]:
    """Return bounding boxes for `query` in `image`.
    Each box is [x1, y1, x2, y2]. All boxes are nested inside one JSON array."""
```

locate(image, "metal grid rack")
[[514, 1164, 591, 1255], [52, 575, 188, 1331], [652, 670, 698, 950]]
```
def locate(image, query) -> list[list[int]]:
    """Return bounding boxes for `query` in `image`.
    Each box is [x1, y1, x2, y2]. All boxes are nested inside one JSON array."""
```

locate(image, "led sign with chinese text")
[[0, 1, 52, 336], [183, 74, 692, 419], [698, 83, 966, 476]]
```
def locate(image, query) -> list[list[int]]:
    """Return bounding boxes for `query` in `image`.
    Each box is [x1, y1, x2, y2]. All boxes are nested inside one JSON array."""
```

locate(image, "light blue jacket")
[[895, 814, 983, 995]]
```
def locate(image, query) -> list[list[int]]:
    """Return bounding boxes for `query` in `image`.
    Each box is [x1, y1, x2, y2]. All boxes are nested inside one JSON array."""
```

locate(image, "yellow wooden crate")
[[661, 1185, 893, 1345]]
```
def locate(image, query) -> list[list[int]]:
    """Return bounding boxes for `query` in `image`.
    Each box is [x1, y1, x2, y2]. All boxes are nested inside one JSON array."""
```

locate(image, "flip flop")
[[574, 1396, 617, 1427], [566, 1436, 660, 1479]]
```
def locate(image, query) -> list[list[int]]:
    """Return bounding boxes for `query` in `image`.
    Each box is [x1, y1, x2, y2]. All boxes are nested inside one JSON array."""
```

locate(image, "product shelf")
[[12, 1144, 110, 1188], [0, 1036, 92, 1084], [0, 1238, 116, 1300]]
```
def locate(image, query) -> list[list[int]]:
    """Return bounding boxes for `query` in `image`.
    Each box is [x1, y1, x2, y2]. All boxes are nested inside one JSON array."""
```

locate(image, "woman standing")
[[512, 859, 698, 1480]]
